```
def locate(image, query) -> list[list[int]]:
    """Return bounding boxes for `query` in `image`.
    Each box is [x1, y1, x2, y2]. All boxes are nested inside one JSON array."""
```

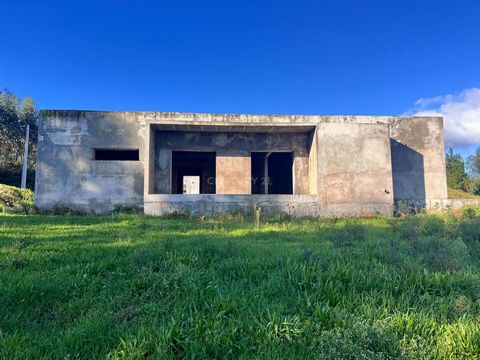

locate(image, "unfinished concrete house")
[[35, 111, 448, 216]]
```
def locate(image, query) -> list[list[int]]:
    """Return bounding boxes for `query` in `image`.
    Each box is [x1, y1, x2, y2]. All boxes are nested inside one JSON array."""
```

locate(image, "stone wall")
[[144, 194, 320, 217]]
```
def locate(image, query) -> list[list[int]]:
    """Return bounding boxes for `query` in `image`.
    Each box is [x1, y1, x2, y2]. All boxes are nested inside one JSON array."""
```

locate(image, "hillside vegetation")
[[0, 184, 34, 213], [0, 91, 38, 189], [448, 187, 480, 199], [1, 211, 480, 359]]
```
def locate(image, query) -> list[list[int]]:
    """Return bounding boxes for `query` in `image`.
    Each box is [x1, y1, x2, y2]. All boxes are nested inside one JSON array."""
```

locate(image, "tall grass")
[[0, 212, 480, 359]]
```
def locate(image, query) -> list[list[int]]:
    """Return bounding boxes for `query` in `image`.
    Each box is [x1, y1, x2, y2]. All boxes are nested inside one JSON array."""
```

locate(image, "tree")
[[0, 90, 39, 188], [445, 148, 470, 191], [467, 147, 480, 178]]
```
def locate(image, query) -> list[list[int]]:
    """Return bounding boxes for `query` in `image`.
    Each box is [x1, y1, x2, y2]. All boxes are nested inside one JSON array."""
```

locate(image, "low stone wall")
[[321, 203, 394, 217], [394, 199, 480, 214], [144, 194, 320, 217], [144, 195, 397, 217], [427, 199, 480, 211]]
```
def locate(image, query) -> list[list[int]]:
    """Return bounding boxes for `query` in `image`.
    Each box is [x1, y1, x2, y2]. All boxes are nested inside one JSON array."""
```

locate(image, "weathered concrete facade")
[[35, 111, 448, 216]]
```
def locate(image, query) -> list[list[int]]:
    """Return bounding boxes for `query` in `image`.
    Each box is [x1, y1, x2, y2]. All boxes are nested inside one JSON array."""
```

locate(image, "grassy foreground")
[[1, 213, 480, 359]]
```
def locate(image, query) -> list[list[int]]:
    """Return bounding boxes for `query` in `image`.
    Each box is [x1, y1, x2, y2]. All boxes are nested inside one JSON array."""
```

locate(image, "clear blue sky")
[[1, 0, 479, 116]]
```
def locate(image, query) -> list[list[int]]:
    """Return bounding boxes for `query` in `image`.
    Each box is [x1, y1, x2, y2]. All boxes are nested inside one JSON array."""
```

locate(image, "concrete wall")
[[316, 123, 394, 216], [388, 117, 448, 202], [36, 111, 447, 216], [35, 111, 144, 211], [153, 130, 310, 195], [293, 150, 310, 195], [308, 130, 318, 195], [216, 153, 251, 194], [144, 194, 320, 216]]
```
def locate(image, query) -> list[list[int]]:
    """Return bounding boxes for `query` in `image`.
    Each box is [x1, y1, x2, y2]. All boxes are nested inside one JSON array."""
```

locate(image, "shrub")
[[111, 205, 143, 214], [391, 215, 471, 272], [395, 201, 426, 216], [160, 211, 191, 219], [391, 215, 445, 242], [0, 184, 34, 214], [50, 202, 79, 215], [313, 325, 399, 359], [460, 207, 478, 220], [456, 217, 480, 243], [416, 236, 469, 272], [471, 178, 480, 195], [330, 221, 366, 247]]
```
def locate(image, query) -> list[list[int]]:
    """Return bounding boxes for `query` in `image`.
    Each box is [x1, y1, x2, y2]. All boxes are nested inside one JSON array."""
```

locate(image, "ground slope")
[[1, 213, 480, 359]]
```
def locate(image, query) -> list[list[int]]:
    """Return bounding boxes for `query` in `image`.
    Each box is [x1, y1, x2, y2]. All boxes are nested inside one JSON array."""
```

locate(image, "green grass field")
[[1, 212, 480, 359]]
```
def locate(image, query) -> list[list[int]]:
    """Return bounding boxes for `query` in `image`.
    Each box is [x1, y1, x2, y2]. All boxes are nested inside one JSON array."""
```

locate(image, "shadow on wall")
[[390, 139, 426, 206]]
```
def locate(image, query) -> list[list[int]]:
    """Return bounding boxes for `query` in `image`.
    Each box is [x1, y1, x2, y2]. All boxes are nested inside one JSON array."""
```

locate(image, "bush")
[[390, 215, 471, 272], [50, 202, 79, 216], [0, 184, 34, 214], [456, 217, 480, 243], [417, 236, 469, 272], [313, 325, 399, 359], [111, 205, 143, 215], [394, 201, 426, 216], [391, 215, 445, 242], [460, 207, 478, 220], [330, 221, 366, 247], [472, 178, 480, 196]]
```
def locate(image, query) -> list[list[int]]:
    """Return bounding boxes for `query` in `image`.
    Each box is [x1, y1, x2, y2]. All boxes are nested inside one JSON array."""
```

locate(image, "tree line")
[[446, 148, 480, 196]]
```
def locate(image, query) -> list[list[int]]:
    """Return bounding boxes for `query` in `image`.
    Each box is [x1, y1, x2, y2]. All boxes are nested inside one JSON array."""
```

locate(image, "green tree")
[[467, 147, 480, 178], [445, 148, 470, 191], [0, 90, 38, 188]]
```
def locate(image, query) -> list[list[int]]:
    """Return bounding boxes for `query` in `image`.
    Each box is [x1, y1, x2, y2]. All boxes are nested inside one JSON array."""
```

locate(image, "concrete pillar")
[[144, 124, 155, 195], [308, 129, 318, 195], [293, 151, 309, 195], [155, 149, 171, 194], [216, 151, 251, 194]]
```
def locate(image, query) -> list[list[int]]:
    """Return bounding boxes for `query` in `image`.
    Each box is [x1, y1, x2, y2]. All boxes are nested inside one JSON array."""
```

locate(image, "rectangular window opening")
[[94, 149, 139, 161], [171, 151, 216, 194], [251, 152, 293, 194]]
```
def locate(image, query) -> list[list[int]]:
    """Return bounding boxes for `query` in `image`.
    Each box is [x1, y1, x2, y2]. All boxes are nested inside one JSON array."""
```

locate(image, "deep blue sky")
[[1, 0, 479, 116]]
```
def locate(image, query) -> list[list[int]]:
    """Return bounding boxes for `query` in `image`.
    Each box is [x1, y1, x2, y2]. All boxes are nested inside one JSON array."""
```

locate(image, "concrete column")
[[144, 124, 155, 195], [293, 151, 309, 195], [216, 152, 251, 194], [155, 149, 171, 194], [308, 128, 318, 195]]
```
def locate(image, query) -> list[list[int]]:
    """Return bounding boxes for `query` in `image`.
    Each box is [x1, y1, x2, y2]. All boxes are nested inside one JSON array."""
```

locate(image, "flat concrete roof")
[[40, 110, 442, 124]]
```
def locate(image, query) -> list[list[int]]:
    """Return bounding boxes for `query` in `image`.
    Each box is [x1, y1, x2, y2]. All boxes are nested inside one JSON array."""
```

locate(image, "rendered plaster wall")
[[316, 123, 394, 216], [153, 130, 310, 195], [317, 116, 447, 203], [388, 117, 448, 202], [35, 111, 447, 216], [216, 152, 251, 194], [35, 111, 145, 211], [144, 194, 320, 216], [308, 130, 318, 195]]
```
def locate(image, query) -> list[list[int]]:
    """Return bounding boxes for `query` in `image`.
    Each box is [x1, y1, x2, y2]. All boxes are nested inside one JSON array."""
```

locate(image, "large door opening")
[[171, 151, 216, 194], [251, 152, 293, 194]]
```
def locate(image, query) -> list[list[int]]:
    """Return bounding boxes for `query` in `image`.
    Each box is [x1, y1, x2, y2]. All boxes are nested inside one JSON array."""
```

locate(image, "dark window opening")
[[94, 149, 139, 161], [251, 152, 293, 194], [172, 151, 216, 194]]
